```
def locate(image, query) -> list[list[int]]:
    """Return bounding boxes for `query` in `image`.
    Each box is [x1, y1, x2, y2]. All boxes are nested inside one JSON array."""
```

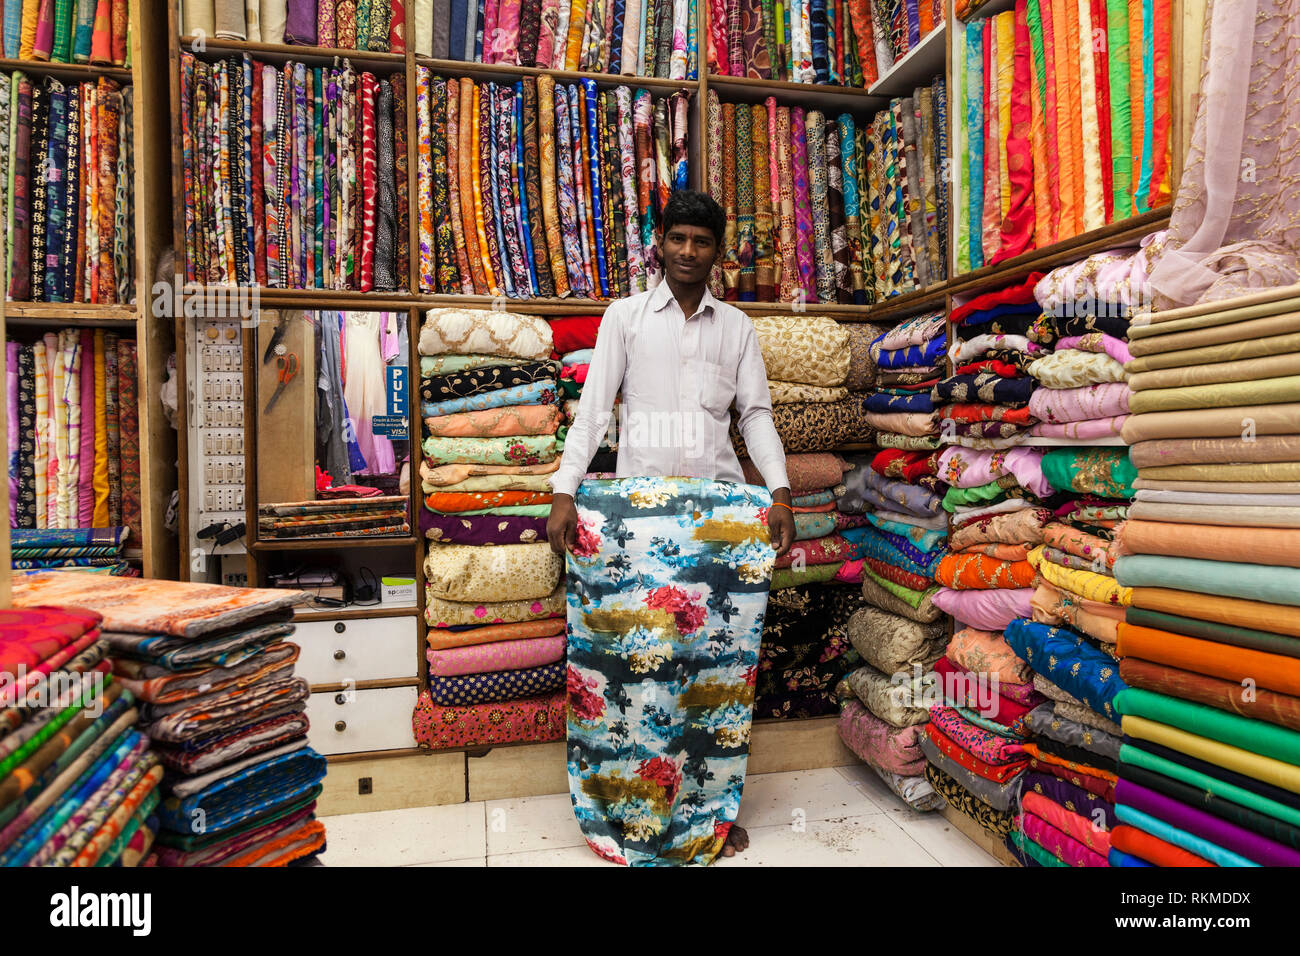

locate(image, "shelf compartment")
[[868, 24, 947, 98]]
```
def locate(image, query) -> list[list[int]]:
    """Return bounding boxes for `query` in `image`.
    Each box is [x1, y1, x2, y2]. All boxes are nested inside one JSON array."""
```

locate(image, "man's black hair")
[[661, 190, 726, 246]]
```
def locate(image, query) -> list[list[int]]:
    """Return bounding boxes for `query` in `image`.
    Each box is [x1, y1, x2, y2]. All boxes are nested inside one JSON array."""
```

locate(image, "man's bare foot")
[[720, 824, 749, 858]]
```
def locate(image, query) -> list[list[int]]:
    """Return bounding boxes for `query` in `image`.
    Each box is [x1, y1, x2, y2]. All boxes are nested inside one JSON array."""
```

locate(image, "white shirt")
[[550, 283, 790, 498]]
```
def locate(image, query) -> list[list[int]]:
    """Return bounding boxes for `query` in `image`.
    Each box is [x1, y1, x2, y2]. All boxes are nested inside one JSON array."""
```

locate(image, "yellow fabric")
[[1061, 0, 1085, 236], [565, 0, 588, 70], [1075, 0, 1104, 230], [1136, 462, 1300, 482], [1049, 0, 1079, 238], [1121, 715, 1300, 796], [995, 12, 1015, 222], [1028, 545, 1132, 607], [1128, 375, 1300, 414], [20, 0, 39, 59], [92, 330, 109, 527]]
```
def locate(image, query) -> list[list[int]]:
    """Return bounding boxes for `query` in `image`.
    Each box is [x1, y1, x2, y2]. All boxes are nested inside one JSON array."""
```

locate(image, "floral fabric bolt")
[[565, 476, 773, 866]]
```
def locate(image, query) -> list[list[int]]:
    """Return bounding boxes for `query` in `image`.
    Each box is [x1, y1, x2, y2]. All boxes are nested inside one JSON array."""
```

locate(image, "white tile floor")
[[318, 764, 1004, 867]]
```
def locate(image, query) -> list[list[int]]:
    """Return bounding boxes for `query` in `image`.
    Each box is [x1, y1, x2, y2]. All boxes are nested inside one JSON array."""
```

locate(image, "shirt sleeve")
[[549, 306, 625, 498], [732, 320, 790, 492]]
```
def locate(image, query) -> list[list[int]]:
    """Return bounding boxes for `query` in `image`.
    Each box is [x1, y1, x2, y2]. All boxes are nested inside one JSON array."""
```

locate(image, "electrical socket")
[[222, 571, 248, 588]]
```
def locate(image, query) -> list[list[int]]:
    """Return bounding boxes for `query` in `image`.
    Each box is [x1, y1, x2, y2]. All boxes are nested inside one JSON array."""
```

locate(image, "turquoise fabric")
[[965, 20, 985, 272], [1114, 804, 1257, 867], [421, 380, 556, 418], [1113, 555, 1300, 608]]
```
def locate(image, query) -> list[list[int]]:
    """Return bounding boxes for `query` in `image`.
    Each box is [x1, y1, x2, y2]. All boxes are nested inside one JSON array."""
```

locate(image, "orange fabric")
[[423, 490, 553, 512], [1150, 0, 1173, 207], [1048, 0, 1077, 238], [1060, 0, 1085, 236], [1131, 588, 1300, 639], [792, 502, 837, 513], [1127, 0, 1145, 210], [959, 542, 1032, 561], [457, 79, 488, 294], [423, 404, 562, 438], [934, 553, 1036, 590], [1116, 519, 1300, 567], [1024, 741, 1118, 783], [427, 617, 567, 649], [1111, 824, 1214, 867], [1116, 623, 1300, 697], [221, 820, 327, 867]]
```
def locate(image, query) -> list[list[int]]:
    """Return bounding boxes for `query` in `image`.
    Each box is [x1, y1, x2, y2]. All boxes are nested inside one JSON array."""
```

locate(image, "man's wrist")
[[770, 486, 793, 505]]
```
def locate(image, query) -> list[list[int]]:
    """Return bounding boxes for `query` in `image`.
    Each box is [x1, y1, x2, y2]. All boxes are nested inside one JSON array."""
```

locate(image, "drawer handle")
[[335, 720, 347, 732], [334, 622, 347, 634], [335, 693, 348, 705], [334, 649, 346, 661]]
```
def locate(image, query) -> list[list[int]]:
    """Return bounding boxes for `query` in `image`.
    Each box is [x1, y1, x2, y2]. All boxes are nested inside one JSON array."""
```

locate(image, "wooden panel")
[[939, 804, 1020, 866], [748, 716, 857, 774], [467, 741, 569, 801], [317, 751, 466, 815], [255, 309, 317, 504]]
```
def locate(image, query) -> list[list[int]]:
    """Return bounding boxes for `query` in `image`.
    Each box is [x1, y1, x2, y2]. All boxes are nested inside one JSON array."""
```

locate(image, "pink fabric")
[[1027, 417, 1129, 440], [1020, 809, 1109, 866], [933, 587, 1035, 631], [878, 312, 947, 350], [834, 559, 865, 583], [425, 635, 566, 676], [936, 447, 1051, 496], [1054, 334, 1134, 366], [928, 705, 1027, 764], [947, 627, 1032, 684], [836, 699, 927, 776], [77, 330, 95, 526], [1027, 383, 1131, 424], [1021, 790, 1113, 856]]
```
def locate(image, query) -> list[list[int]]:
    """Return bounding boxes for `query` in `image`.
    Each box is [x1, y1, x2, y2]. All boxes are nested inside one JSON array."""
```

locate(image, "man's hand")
[[547, 493, 578, 556], [768, 488, 795, 559]]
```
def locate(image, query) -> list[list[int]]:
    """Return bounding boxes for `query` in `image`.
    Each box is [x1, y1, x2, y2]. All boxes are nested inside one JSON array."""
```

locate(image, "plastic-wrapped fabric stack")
[[863, 311, 945, 452], [733, 316, 869, 719], [414, 308, 569, 749], [11, 573, 328, 867], [1105, 283, 1300, 867], [943, 278, 1048, 449], [0, 605, 161, 867]]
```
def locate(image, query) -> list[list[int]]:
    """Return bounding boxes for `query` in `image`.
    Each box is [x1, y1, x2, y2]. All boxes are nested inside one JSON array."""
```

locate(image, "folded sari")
[[1125, 607, 1300, 660], [932, 586, 1034, 631], [1115, 554, 1300, 609], [157, 748, 327, 839], [934, 553, 1035, 590], [1115, 780, 1293, 866], [1022, 790, 1111, 856], [924, 721, 1028, 784], [1020, 810, 1108, 866], [1005, 618, 1126, 722], [1029, 546, 1131, 606], [1121, 714, 1300, 796], [1120, 656, 1300, 734], [1110, 823, 1212, 867], [838, 699, 927, 776]]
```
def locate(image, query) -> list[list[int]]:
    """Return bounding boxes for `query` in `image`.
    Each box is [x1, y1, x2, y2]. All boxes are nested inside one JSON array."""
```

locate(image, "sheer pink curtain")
[[1149, 0, 1300, 308]]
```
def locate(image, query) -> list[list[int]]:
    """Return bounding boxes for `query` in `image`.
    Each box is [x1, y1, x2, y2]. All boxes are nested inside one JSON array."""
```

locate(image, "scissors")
[[263, 352, 299, 415]]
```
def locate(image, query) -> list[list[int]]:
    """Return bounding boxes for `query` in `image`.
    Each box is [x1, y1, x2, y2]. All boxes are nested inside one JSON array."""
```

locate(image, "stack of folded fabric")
[[256, 496, 411, 539], [951, 0, 1173, 271], [182, 0, 402, 51], [7, 331, 143, 545], [178, 52, 409, 291], [412, 0, 699, 76], [11, 572, 328, 867], [414, 308, 569, 748], [416, 70, 686, 299], [864, 311, 945, 452], [10, 528, 133, 576], [552, 316, 620, 473], [1024, 234, 1168, 443], [0, 604, 161, 867], [1004, 618, 1127, 867], [1105, 286, 1300, 866], [942, 276, 1048, 448]]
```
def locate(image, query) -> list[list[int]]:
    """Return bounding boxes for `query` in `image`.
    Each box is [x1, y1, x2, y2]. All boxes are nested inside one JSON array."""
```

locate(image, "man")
[[548, 190, 794, 861]]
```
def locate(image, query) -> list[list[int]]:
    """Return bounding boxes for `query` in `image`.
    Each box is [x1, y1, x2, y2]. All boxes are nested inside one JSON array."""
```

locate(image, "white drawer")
[[307, 685, 419, 755], [292, 616, 417, 686]]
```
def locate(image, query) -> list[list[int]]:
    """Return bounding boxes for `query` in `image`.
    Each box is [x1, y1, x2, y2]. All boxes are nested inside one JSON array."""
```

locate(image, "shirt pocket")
[[698, 360, 737, 416]]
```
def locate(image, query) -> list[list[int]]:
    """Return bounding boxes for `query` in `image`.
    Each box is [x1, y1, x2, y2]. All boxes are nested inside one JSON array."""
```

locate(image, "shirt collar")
[[650, 281, 717, 321]]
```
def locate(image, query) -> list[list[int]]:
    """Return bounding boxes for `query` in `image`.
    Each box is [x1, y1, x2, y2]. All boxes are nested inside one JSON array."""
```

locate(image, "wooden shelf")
[[417, 293, 611, 314], [253, 535, 419, 552], [707, 72, 886, 110], [416, 55, 696, 93], [293, 602, 419, 622], [868, 24, 946, 97], [0, 56, 132, 81], [3, 302, 139, 328], [178, 35, 405, 70], [310, 676, 421, 693]]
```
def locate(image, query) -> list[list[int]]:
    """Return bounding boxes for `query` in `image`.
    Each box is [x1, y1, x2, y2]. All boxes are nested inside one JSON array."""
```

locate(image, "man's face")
[[662, 223, 719, 285]]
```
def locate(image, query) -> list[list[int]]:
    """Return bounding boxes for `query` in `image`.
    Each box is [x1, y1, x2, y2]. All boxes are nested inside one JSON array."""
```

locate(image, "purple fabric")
[[1023, 771, 1116, 829], [420, 507, 550, 545], [284, 0, 320, 44], [6, 341, 17, 526], [78, 330, 94, 527], [1114, 779, 1300, 867]]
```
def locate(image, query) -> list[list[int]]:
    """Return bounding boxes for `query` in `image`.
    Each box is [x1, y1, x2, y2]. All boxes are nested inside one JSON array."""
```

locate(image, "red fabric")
[[0, 607, 102, 675], [549, 315, 603, 354], [950, 271, 1046, 324], [925, 722, 1030, 783], [560, 364, 590, 383], [862, 557, 935, 593], [776, 534, 852, 569], [1089, 0, 1114, 222], [939, 404, 1037, 425], [954, 359, 1021, 378], [992, 0, 1036, 264], [389, 0, 406, 53], [1111, 824, 1214, 867], [932, 657, 1041, 731], [870, 449, 939, 482]]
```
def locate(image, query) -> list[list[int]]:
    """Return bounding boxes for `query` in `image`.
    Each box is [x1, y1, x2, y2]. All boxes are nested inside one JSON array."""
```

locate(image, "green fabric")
[[96, 789, 160, 867], [771, 561, 843, 590], [1121, 743, 1300, 829], [421, 434, 558, 465], [761, 0, 778, 81], [1129, 375, 1300, 415], [1126, 608, 1300, 660], [942, 479, 1011, 513], [424, 504, 552, 517], [953, 21, 968, 273], [1105, 0, 1133, 219], [1042, 448, 1137, 498], [1114, 555, 1300, 608], [0, 674, 114, 779], [1010, 829, 1068, 867], [862, 567, 939, 608], [52, 0, 73, 61], [956, 706, 1023, 739], [419, 355, 519, 376], [1115, 688, 1300, 766]]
